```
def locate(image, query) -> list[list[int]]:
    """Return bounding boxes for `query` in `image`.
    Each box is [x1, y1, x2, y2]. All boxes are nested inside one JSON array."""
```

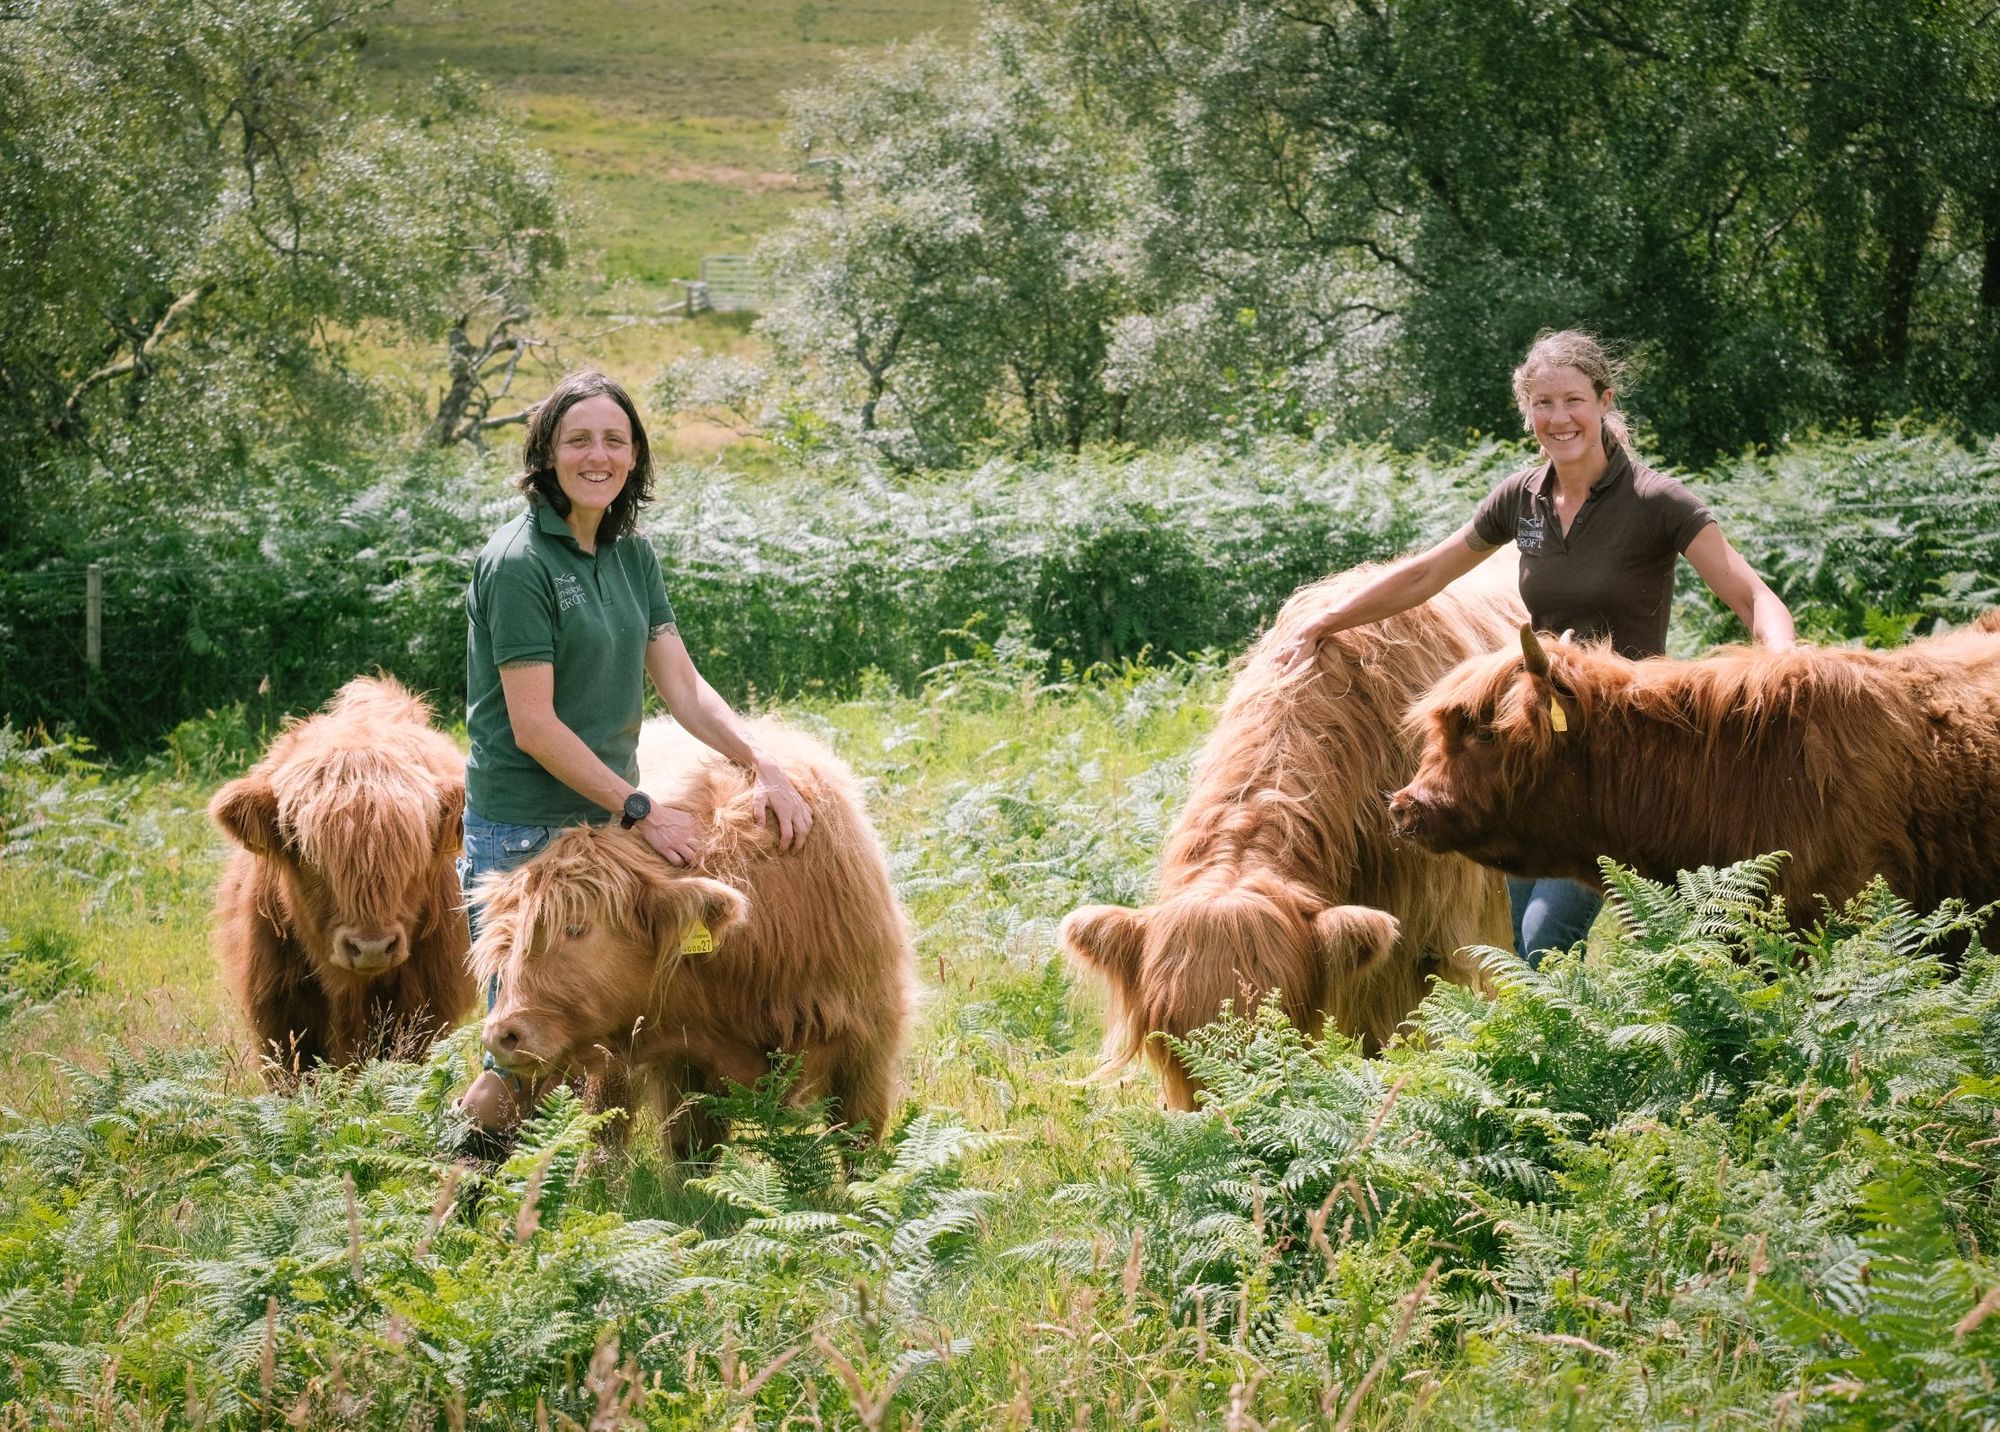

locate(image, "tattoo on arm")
[[497, 659, 552, 672], [650, 621, 679, 642]]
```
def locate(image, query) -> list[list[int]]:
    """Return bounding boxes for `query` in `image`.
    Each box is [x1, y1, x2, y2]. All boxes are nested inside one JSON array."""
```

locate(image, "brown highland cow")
[[210, 676, 472, 1074], [470, 719, 916, 1152], [1061, 555, 1526, 1110], [1391, 620, 2000, 934]]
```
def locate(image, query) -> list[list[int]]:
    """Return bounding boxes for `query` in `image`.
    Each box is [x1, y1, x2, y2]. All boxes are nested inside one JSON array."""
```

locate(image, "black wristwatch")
[[619, 791, 652, 829]]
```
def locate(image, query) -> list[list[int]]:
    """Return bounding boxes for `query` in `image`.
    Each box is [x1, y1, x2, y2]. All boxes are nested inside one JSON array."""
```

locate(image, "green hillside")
[[369, 0, 978, 293]]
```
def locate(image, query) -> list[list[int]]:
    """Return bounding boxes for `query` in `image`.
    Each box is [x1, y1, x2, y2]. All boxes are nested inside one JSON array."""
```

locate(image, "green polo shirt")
[[465, 499, 677, 825]]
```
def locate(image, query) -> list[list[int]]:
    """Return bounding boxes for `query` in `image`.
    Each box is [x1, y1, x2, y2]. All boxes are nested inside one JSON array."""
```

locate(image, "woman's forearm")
[[1314, 537, 1482, 636], [510, 709, 639, 814], [1750, 586, 1797, 650], [667, 675, 774, 772]]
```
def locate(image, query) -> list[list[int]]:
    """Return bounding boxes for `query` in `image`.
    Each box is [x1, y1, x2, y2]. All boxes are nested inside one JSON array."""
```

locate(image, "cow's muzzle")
[[1386, 785, 1443, 846], [481, 1014, 550, 1076], [332, 926, 406, 974]]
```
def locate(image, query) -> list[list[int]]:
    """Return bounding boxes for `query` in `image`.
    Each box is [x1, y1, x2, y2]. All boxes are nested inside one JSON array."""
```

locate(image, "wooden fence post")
[[85, 562, 101, 671]]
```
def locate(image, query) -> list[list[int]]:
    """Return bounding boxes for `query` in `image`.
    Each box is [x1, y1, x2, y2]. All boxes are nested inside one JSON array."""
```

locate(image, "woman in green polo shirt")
[[455, 369, 813, 1130], [1274, 329, 1795, 965]]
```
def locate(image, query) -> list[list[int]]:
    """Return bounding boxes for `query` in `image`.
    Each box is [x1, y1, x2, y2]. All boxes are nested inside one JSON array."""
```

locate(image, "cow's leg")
[[583, 1063, 636, 1153], [247, 978, 330, 1084], [650, 1058, 727, 1160], [1154, 1050, 1201, 1113], [827, 1040, 899, 1145]]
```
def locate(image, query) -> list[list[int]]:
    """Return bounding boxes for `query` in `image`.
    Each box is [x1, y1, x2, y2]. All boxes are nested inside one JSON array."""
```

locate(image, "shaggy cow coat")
[[1392, 620, 2000, 934], [1061, 556, 1526, 1110], [469, 719, 917, 1151], [210, 677, 472, 1075]]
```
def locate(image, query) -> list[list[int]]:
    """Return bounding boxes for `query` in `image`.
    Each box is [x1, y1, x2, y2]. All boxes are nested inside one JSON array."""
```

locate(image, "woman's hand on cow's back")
[[639, 804, 709, 867], [1273, 529, 1492, 675], [751, 761, 813, 852]]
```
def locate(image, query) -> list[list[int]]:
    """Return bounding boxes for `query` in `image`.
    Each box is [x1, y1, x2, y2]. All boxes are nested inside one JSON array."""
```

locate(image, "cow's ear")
[[1059, 904, 1150, 993], [210, 775, 283, 855], [1313, 905, 1400, 977], [646, 874, 749, 961], [434, 778, 466, 860]]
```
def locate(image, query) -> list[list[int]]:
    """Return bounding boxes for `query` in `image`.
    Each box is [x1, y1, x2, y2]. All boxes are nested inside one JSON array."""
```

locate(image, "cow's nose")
[[483, 1019, 526, 1064], [338, 930, 403, 971]]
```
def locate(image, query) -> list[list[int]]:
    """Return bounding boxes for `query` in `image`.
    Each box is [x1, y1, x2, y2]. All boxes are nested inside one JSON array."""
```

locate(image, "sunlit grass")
[[6, 644, 1999, 1425], [362, 0, 978, 348]]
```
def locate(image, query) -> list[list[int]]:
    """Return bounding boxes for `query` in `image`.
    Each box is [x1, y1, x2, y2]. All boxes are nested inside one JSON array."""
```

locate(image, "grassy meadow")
[[360, 0, 975, 455], [371, 0, 976, 287], [5, 633, 2000, 1426]]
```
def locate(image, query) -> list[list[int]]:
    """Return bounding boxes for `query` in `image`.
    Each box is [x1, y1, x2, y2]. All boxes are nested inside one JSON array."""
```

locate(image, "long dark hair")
[[515, 370, 655, 543]]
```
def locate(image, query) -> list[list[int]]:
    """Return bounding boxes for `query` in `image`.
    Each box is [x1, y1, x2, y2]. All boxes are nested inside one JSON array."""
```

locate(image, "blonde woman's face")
[[1522, 364, 1612, 465]]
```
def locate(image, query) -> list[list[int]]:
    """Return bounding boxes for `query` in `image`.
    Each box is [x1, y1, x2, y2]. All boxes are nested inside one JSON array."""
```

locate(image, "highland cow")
[[210, 677, 473, 1074], [1061, 556, 1526, 1110], [469, 720, 916, 1151], [1390, 621, 2000, 933]]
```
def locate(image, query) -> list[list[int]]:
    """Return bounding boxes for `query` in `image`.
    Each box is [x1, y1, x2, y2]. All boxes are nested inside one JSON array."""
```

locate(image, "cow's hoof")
[[456, 1068, 522, 1133]]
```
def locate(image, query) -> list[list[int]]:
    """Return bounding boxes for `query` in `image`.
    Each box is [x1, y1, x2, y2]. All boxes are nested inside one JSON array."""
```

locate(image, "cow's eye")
[[1471, 724, 1496, 744], [562, 921, 588, 940]]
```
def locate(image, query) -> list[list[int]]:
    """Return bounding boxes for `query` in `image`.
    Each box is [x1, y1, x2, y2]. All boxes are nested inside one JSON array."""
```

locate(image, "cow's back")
[[1168, 552, 1524, 961], [638, 719, 918, 1059]]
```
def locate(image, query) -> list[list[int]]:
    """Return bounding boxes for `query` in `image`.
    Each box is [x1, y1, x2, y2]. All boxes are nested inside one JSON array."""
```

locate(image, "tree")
[[1018, 0, 2000, 458], [0, 0, 567, 519], [749, 25, 1134, 466]]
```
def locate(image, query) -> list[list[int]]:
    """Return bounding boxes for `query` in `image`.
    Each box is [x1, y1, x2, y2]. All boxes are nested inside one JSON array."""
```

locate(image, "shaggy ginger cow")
[[470, 720, 916, 1149], [211, 677, 472, 1073], [1390, 620, 2000, 933], [1061, 556, 1525, 1110]]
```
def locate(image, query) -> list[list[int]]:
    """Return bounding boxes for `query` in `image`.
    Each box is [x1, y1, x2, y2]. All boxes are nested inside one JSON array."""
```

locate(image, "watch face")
[[622, 792, 651, 826]]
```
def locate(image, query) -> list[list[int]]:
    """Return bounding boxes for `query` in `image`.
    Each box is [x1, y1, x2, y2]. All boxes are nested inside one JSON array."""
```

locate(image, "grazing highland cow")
[[1391, 621, 2000, 933], [210, 677, 472, 1074], [1061, 557, 1526, 1110], [470, 720, 916, 1151]]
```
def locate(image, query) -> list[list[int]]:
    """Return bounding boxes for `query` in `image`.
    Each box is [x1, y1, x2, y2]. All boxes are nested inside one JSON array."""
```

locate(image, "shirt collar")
[[530, 495, 588, 555], [1529, 442, 1632, 501]]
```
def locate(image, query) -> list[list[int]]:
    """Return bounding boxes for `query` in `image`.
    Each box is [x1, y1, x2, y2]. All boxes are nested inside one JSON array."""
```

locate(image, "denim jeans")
[[1508, 876, 1604, 969], [459, 813, 566, 1071]]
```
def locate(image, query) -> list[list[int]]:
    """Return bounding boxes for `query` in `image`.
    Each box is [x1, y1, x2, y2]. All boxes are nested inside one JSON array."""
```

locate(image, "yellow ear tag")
[[679, 920, 716, 956], [1548, 697, 1568, 733]]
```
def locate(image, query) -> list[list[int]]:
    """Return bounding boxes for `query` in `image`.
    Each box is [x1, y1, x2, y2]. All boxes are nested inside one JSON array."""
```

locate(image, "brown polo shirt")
[[1468, 445, 1714, 659]]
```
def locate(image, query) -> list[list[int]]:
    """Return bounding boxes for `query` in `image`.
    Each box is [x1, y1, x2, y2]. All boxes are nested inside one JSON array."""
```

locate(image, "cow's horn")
[[1520, 624, 1550, 678]]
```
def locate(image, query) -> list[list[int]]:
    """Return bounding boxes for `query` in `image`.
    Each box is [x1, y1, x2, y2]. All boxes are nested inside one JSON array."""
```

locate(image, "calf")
[[1391, 621, 2000, 930], [468, 721, 917, 1150], [1061, 555, 1524, 1110], [211, 676, 472, 1074]]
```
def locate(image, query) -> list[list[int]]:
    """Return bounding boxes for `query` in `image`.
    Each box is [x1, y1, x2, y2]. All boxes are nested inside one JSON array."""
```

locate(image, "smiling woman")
[[453, 369, 816, 1131], [1273, 329, 1796, 964]]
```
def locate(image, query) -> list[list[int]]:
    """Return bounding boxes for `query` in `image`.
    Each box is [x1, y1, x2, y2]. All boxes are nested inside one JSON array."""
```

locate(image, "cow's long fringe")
[[1063, 554, 1526, 1107]]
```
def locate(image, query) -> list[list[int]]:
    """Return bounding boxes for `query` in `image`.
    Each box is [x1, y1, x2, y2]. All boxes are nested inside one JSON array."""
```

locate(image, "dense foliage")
[[6, 430, 1997, 753], [0, 0, 566, 523], [1, 651, 1995, 1424], [705, 0, 2000, 464]]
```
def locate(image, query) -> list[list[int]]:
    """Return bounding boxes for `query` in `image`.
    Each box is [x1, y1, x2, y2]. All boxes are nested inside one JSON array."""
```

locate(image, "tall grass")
[[2, 647, 1996, 1425]]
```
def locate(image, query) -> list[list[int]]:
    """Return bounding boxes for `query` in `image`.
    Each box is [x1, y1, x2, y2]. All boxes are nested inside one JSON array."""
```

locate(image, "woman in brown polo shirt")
[[1276, 329, 1794, 962]]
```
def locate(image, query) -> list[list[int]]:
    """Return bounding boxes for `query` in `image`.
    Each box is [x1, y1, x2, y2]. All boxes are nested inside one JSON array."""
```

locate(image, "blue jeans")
[[459, 813, 565, 1073], [1508, 876, 1603, 969]]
